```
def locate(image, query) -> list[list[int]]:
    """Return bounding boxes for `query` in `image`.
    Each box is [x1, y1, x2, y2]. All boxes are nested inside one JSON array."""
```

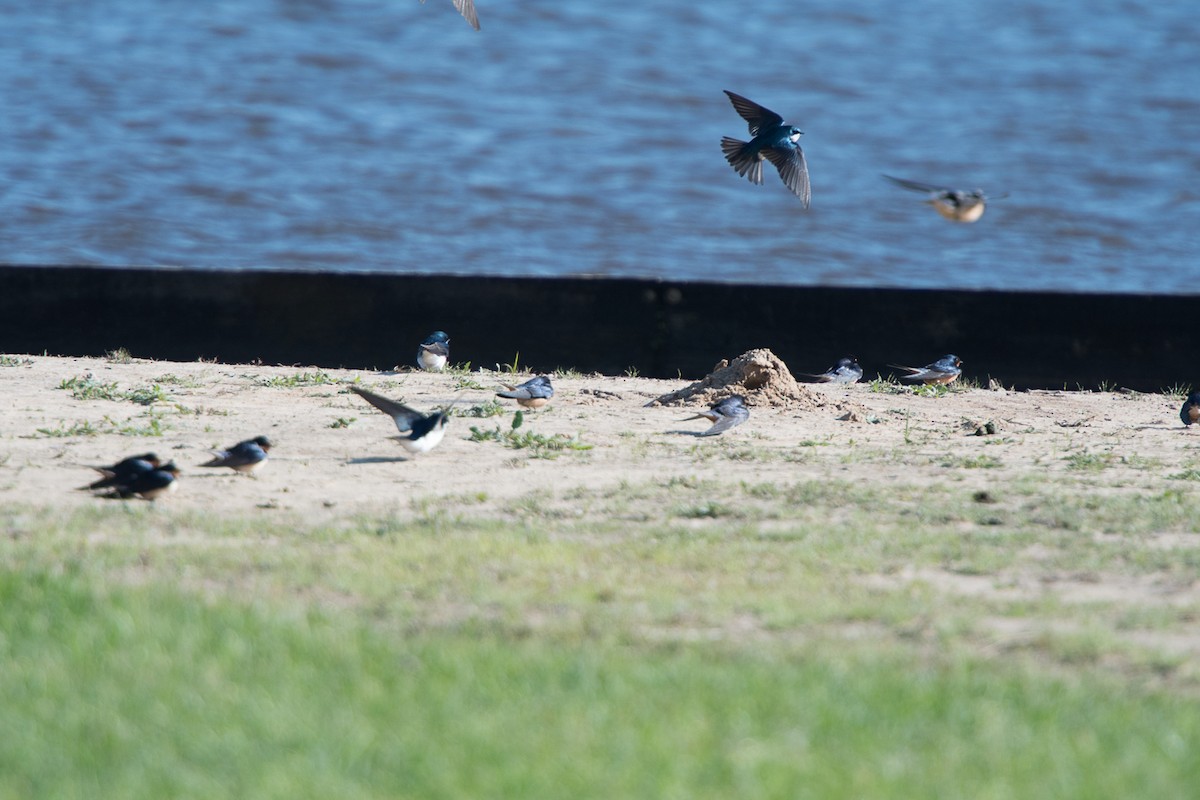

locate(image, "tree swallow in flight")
[[685, 394, 751, 437], [883, 175, 991, 223], [496, 375, 554, 409], [200, 436, 272, 474], [417, 331, 451, 372], [351, 385, 460, 454], [721, 90, 810, 208]]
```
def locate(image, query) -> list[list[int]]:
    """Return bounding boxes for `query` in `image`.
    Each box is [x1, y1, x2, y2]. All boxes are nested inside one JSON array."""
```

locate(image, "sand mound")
[[647, 348, 831, 410]]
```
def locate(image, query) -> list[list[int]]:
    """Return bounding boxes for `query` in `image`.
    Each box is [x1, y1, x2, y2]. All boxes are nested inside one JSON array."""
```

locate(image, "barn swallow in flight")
[[80, 452, 161, 491], [883, 175, 990, 223], [420, 0, 479, 30], [351, 385, 460, 454], [721, 90, 810, 208], [496, 375, 554, 409], [417, 331, 451, 372], [800, 357, 863, 384], [1181, 391, 1200, 427], [200, 436, 272, 474], [890, 354, 963, 385], [685, 395, 750, 437]]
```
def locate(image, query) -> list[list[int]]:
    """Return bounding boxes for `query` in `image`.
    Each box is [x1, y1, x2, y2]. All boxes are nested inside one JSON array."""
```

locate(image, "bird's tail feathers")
[[721, 137, 764, 184]]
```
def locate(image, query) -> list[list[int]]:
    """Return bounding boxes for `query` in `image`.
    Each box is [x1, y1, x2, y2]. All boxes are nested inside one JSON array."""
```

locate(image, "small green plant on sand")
[[468, 410, 591, 459]]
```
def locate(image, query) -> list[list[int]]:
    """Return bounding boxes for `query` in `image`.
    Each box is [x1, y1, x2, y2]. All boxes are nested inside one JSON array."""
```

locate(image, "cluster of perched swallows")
[[80, 437, 272, 501], [418, 5, 992, 221], [83, 332, 1200, 498]]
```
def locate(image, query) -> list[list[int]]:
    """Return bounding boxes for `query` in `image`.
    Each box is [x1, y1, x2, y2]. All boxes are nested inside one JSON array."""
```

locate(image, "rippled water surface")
[[2, 0, 1198, 292]]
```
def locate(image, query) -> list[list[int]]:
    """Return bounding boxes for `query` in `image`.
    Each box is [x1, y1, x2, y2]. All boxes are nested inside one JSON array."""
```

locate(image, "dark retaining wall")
[[1, 264, 1194, 391]]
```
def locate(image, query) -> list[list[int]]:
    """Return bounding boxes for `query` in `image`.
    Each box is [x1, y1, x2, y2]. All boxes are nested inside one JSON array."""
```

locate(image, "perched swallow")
[[890, 354, 963, 385], [496, 375, 554, 409], [800, 357, 863, 385], [351, 385, 459, 454], [883, 175, 989, 223], [1181, 391, 1200, 427], [81, 452, 161, 491], [417, 331, 451, 372], [103, 461, 181, 501], [685, 395, 750, 437], [200, 436, 272, 474], [420, 0, 479, 30], [721, 90, 810, 208]]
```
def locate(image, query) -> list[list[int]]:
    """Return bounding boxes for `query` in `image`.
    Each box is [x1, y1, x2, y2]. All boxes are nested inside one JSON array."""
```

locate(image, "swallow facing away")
[[685, 395, 751, 437], [420, 0, 479, 30], [883, 175, 990, 223], [90, 461, 181, 501], [890, 354, 963, 385], [200, 436, 272, 474], [80, 452, 161, 491], [417, 331, 451, 372], [351, 385, 460, 455], [721, 90, 811, 208], [496, 375, 554, 410], [1181, 391, 1200, 427], [800, 357, 863, 385]]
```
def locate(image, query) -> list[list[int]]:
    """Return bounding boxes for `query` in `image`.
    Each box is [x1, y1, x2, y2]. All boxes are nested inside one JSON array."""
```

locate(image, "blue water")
[[1, 0, 1198, 292]]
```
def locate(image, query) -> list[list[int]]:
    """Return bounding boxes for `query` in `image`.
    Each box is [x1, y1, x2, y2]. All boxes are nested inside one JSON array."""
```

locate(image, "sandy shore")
[[0, 352, 1193, 520]]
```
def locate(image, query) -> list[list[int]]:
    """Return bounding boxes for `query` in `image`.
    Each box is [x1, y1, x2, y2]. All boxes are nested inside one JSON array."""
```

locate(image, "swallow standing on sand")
[[496, 375, 554, 409], [420, 0, 479, 30], [200, 436, 272, 474], [721, 90, 811, 208], [351, 385, 459, 454], [883, 175, 990, 223], [685, 395, 750, 437], [800, 357, 863, 384], [81, 452, 161, 491], [95, 461, 181, 501], [1181, 391, 1200, 427], [890, 354, 963, 385], [417, 331, 451, 372]]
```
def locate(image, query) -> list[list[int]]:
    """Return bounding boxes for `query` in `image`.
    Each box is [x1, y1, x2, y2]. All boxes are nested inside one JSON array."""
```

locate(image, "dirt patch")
[[646, 348, 830, 409]]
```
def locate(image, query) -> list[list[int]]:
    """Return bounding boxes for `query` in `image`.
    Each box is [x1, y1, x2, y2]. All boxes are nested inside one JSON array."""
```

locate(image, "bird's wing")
[[700, 410, 747, 437], [453, 0, 479, 30], [883, 175, 950, 195], [723, 91, 783, 136], [764, 147, 811, 208], [351, 386, 423, 432]]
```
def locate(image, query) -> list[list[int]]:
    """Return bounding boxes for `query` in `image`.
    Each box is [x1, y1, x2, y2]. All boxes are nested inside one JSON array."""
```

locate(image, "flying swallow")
[[890, 354, 963, 385], [200, 436, 272, 474], [81, 452, 161, 491], [721, 90, 810, 208], [496, 375, 554, 409], [685, 394, 750, 437], [351, 385, 460, 454], [800, 357, 863, 384], [1181, 391, 1200, 427], [883, 175, 990, 223], [417, 331, 451, 372], [99, 461, 181, 501], [420, 0, 479, 30]]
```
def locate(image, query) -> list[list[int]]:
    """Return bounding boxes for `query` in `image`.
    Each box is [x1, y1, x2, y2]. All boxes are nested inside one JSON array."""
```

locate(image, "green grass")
[[254, 370, 340, 388], [2, 464, 1200, 798]]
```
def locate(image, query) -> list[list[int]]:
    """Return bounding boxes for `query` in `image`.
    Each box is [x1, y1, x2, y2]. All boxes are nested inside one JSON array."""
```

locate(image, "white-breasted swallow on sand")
[[200, 436, 272, 474], [1181, 391, 1200, 427], [417, 331, 451, 372], [890, 354, 963, 385], [351, 385, 459, 454], [685, 394, 751, 437], [721, 90, 811, 208], [81, 452, 161, 491], [95, 461, 181, 501], [800, 357, 863, 385], [883, 175, 990, 223]]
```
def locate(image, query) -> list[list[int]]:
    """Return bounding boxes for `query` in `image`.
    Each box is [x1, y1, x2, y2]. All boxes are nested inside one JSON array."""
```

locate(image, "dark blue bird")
[[685, 394, 751, 437], [351, 386, 460, 455], [417, 331, 450, 372], [97, 461, 181, 501], [200, 436, 272, 474], [890, 354, 963, 385], [883, 175, 990, 223], [497, 375, 555, 410], [721, 90, 810, 208], [1181, 391, 1200, 427], [80, 452, 161, 491], [800, 357, 863, 385]]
